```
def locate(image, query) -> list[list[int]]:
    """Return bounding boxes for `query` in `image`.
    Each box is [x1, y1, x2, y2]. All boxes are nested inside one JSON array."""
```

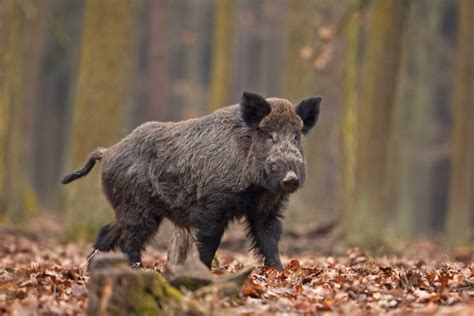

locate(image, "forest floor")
[[1, 219, 473, 315]]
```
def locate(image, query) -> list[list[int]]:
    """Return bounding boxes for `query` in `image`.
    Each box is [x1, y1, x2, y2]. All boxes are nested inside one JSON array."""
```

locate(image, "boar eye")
[[269, 132, 277, 143], [293, 133, 300, 143], [266, 132, 276, 143]]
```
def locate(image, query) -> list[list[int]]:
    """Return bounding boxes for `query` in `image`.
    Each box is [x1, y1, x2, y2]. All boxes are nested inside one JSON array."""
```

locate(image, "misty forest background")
[[1, 0, 473, 251]]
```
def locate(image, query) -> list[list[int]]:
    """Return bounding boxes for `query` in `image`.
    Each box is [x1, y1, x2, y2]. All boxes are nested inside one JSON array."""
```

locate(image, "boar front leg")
[[247, 211, 284, 271], [195, 215, 227, 268]]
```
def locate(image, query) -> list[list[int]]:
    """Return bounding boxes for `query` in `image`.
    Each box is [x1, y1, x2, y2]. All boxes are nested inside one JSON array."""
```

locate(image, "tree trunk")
[[283, 1, 346, 228], [282, 0, 319, 224], [160, 0, 212, 120], [231, 0, 260, 101], [144, 0, 169, 122], [32, 0, 83, 210], [396, 0, 444, 238], [209, 0, 234, 111], [64, 0, 139, 239], [445, 0, 474, 245], [185, 0, 212, 116], [348, 0, 410, 245], [282, 0, 316, 102], [340, 0, 360, 236], [0, 0, 42, 223], [256, 0, 286, 97]]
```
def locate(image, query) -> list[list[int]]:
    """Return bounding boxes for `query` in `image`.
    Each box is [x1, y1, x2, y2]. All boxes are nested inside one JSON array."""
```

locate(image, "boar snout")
[[280, 171, 300, 193]]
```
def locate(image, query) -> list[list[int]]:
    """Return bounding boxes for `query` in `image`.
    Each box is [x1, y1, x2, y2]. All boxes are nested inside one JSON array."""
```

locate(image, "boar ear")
[[295, 96, 322, 134], [240, 91, 271, 129]]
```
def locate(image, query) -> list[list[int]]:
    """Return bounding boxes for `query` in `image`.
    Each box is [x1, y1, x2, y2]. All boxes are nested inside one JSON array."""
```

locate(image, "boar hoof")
[[131, 262, 143, 269]]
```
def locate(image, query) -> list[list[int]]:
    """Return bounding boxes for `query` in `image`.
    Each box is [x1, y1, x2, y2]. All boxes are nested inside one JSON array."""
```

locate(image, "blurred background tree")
[[349, 0, 410, 245], [209, 0, 234, 111], [0, 0, 472, 249], [64, 0, 139, 239], [0, 0, 46, 224], [446, 0, 474, 245]]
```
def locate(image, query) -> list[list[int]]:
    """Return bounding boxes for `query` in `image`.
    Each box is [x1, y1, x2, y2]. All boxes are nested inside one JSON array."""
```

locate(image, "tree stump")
[[164, 241, 214, 291], [87, 253, 253, 315], [87, 253, 204, 315]]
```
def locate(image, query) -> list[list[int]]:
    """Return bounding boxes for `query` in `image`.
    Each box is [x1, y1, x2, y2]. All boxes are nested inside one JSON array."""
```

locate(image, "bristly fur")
[[62, 92, 322, 270]]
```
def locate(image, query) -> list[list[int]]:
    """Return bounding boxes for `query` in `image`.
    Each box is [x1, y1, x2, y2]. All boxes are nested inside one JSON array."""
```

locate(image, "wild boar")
[[62, 92, 322, 270]]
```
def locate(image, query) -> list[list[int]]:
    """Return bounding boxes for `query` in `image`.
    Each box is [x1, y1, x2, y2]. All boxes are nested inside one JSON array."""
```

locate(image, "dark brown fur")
[[63, 92, 322, 270]]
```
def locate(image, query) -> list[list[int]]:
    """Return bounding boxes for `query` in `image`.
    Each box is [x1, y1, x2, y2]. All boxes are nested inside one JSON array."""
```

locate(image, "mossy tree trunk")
[[396, 0, 443, 238], [64, 0, 139, 240], [445, 0, 474, 245], [341, 0, 360, 236], [209, 0, 234, 112], [348, 0, 410, 245], [0, 0, 43, 223]]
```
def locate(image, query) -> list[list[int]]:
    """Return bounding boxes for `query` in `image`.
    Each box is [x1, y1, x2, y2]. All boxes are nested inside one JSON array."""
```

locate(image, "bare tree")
[[209, 0, 234, 111], [349, 0, 410, 244], [0, 0, 45, 223], [445, 0, 474, 245], [64, 0, 139, 239]]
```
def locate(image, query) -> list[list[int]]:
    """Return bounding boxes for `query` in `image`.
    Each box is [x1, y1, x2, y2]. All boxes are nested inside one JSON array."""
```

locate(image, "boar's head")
[[240, 92, 322, 194]]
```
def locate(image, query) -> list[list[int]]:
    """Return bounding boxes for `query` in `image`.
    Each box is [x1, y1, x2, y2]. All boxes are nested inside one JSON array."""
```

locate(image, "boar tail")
[[61, 147, 107, 184]]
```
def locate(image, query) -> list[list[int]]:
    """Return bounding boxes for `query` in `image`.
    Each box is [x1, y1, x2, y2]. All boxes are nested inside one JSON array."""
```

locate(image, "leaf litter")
[[1, 229, 473, 315]]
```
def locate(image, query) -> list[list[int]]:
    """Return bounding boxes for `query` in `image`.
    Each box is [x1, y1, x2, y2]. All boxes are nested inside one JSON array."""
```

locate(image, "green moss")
[[150, 275, 182, 302]]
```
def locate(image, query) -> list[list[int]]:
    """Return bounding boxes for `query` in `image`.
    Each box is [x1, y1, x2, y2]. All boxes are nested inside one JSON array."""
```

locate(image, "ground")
[[0, 221, 473, 315]]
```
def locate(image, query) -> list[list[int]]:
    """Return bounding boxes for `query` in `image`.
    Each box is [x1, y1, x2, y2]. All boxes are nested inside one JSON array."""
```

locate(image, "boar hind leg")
[[247, 212, 284, 271], [86, 223, 122, 265], [93, 223, 121, 252], [117, 216, 162, 266]]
